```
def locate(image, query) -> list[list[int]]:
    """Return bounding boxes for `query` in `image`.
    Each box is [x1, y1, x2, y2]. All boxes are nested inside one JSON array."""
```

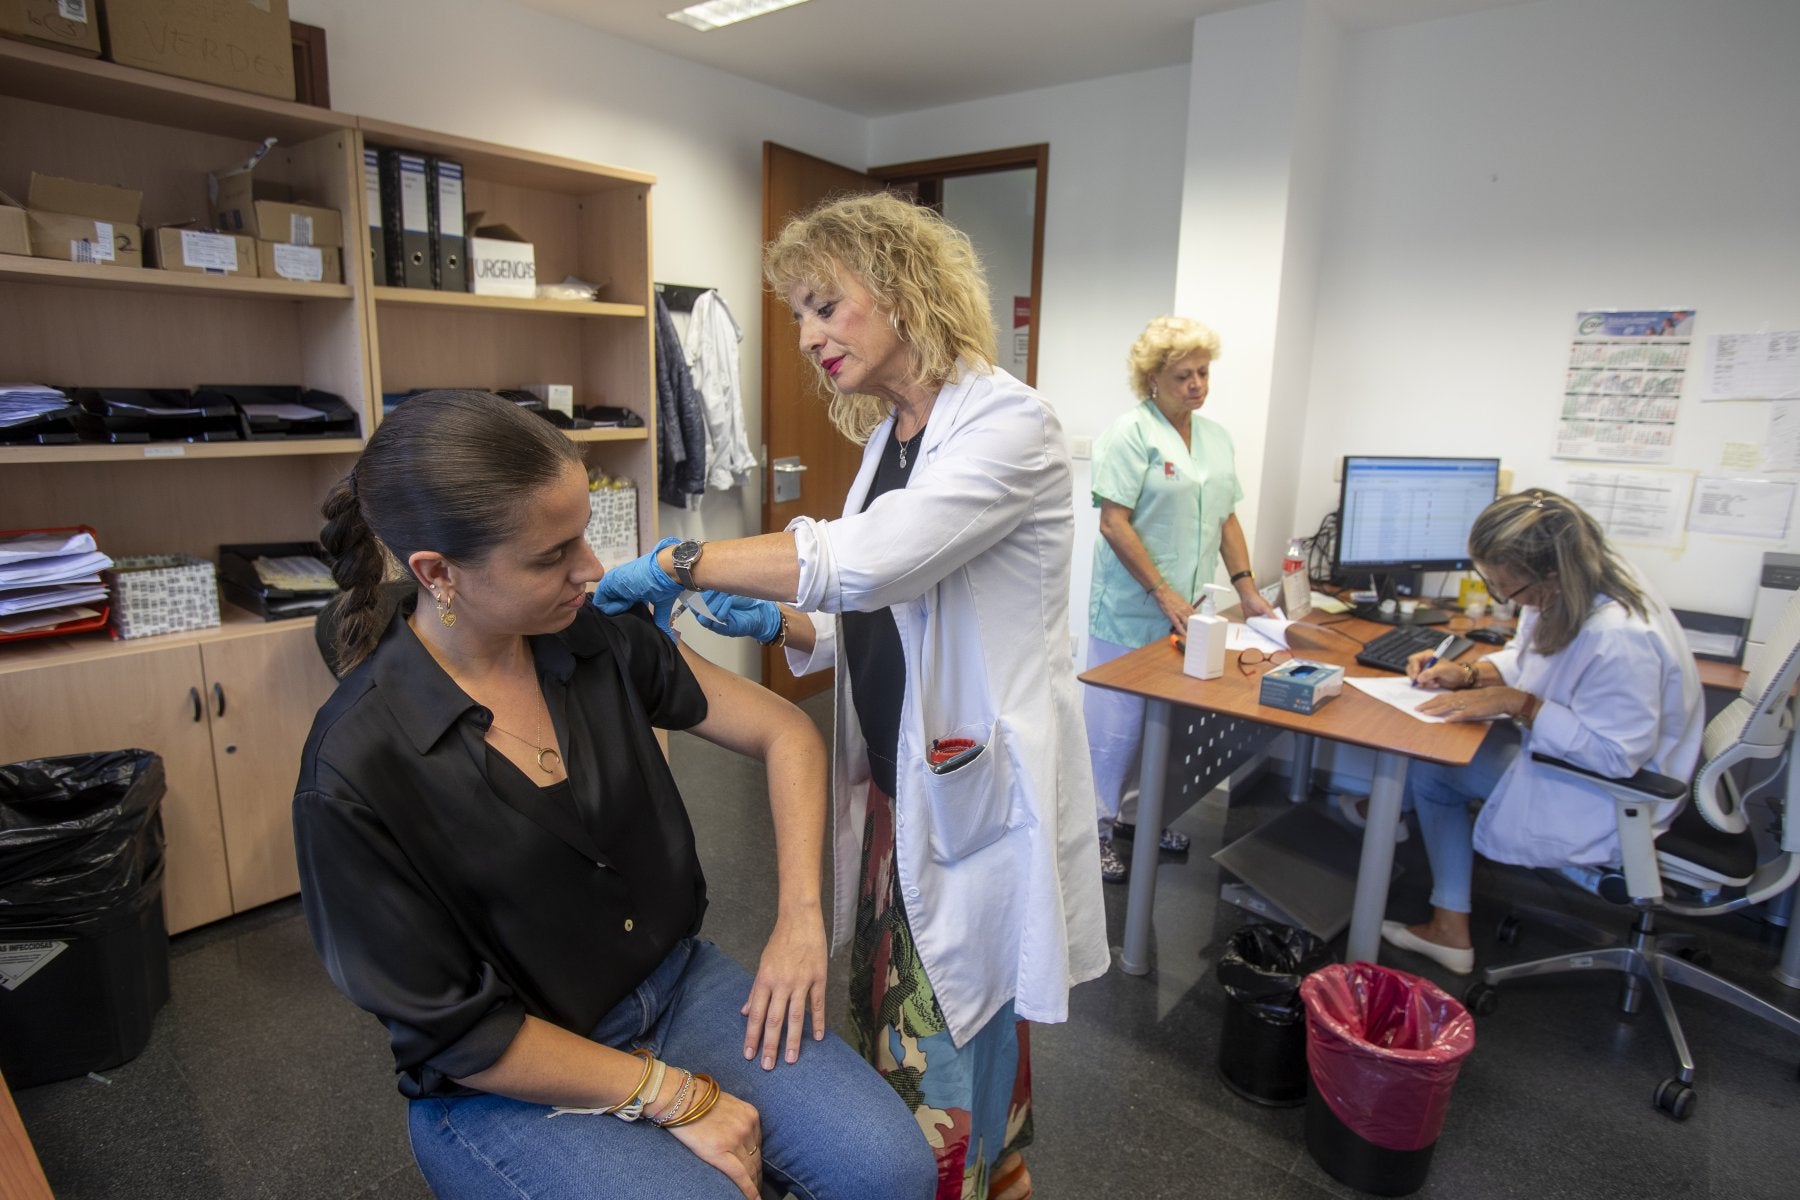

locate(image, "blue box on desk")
[[1259, 659, 1345, 714]]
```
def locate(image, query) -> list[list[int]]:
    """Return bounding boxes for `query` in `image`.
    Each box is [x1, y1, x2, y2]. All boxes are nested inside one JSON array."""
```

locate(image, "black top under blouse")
[[293, 602, 708, 1098], [841, 426, 921, 799]]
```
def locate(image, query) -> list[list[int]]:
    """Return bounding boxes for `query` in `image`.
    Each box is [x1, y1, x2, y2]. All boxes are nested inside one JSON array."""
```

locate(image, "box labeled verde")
[[1258, 659, 1344, 714]]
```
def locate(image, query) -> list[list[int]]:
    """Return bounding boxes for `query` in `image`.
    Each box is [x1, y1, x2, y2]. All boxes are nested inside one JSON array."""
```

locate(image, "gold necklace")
[[489, 709, 562, 775]]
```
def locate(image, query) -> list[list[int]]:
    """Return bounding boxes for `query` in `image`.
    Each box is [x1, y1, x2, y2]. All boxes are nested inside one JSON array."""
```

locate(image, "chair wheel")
[[1653, 1078, 1696, 1121], [1495, 914, 1521, 945], [1464, 982, 1499, 1016], [1676, 946, 1714, 969]]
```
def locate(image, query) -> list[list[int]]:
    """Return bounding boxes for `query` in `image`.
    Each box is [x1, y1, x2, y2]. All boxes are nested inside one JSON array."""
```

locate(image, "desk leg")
[[1346, 752, 1409, 964], [1120, 697, 1173, 976], [1289, 734, 1316, 803]]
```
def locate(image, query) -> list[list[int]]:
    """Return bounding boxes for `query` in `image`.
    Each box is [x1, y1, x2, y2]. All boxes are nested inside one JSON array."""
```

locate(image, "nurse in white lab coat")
[[1378, 490, 1703, 976], [591, 193, 1107, 1200]]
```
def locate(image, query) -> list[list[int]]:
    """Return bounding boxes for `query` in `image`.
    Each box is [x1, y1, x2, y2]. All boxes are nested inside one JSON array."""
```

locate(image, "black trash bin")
[[1300, 962, 1475, 1197], [0, 750, 171, 1088], [1215, 922, 1331, 1106]]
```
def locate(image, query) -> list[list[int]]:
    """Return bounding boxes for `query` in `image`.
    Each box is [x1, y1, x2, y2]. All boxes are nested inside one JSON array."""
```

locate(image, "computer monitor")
[[1335, 455, 1501, 625]]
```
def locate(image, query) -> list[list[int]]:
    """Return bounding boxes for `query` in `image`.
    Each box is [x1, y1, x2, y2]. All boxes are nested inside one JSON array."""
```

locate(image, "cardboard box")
[[0, 0, 103, 57], [150, 226, 257, 276], [211, 139, 344, 245], [103, 0, 295, 101], [0, 201, 29, 256], [469, 223, 536, 298], [1258, 659, 1345, 715], [26, 173, 144, 267], [255, 239, 340, 284]]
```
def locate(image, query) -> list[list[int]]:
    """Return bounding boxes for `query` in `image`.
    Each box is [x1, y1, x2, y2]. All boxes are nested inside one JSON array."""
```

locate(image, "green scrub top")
[[1088, 402, 1245, 648]]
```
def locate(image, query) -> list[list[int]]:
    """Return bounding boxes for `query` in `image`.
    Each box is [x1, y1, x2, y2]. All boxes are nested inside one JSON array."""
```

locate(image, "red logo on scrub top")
[[1164, 461, 1176, 478]]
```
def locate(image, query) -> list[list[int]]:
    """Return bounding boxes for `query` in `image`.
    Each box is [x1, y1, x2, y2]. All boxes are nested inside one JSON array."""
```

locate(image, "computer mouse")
[[1467, 627, 1511, 645]]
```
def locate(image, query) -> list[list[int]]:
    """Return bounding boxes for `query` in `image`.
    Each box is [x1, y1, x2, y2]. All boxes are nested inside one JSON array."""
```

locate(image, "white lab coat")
[[680, 290, 758, 491], [784, 366, 1110, 1046], [1473, 586, 1703, 868]]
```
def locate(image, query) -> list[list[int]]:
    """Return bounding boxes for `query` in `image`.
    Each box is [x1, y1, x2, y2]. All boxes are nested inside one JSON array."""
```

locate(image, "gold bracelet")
[[600, 1048, 657, 1115], [665, 1073, 721, 1127], [761, 609, 789, 650], [647, 1068, 694, 1126], [1462, 662, 1480, 689]]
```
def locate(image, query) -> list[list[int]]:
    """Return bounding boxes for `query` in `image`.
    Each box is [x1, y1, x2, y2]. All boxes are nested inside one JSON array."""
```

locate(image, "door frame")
[[870, 143, 1049, 387]]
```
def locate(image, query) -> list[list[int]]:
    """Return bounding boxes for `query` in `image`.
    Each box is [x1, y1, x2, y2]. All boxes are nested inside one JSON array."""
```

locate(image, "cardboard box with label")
[[150, 226, 258, 277], [26, 173, 143, 267], [255, 240, 340, 284], [211, 138, 345, 247], [103, 0, 295, 101], [468, 220, 536, 298], [1, 0, 103, 57]]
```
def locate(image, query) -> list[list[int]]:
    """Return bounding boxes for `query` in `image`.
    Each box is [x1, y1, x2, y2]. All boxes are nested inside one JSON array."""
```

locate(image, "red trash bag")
[[1301, 963, 1475, 1195]]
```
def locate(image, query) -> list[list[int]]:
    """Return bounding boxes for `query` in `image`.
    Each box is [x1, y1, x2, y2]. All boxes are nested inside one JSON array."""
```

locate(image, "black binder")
[[364, 147, 386, 286], [378, 148, 431, 288], [427, 156, 467, 292]]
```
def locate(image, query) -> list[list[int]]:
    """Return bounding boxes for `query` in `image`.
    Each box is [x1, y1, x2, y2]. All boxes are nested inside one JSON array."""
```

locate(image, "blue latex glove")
[[692, 590, 782, 643], [591, 537, 682, 633]]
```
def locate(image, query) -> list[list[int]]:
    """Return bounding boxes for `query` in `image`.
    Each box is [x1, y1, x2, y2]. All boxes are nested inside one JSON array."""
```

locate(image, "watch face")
[[673, 541, 701, 566]]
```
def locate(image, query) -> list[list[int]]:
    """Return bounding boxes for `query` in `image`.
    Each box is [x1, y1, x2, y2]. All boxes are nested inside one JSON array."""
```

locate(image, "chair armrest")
[[1530, 752, 1687, 802]]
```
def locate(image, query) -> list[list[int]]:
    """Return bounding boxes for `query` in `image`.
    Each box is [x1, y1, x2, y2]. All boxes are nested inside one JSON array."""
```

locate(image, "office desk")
[[1080, 617, 1490, 973]]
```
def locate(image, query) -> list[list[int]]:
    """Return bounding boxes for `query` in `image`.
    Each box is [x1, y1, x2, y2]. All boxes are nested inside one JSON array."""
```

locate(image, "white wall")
[[870, 66, 1193, 652], [1296, 0, 1800, 618], [290, 0, 870, 674]]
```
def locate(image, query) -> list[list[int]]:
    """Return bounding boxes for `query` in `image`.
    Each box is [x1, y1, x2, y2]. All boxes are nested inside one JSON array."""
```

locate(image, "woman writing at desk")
[[1084, 316, 1275, 883], [1380, 490, 1703, 975]]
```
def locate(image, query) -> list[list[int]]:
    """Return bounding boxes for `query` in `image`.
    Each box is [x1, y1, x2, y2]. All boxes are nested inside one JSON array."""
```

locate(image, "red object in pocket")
[[927, 737, 977, 766]]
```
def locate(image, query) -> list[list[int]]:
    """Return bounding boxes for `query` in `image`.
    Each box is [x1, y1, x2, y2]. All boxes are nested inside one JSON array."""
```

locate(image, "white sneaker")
[[1380, 921, 1475, 975], [1333, 792, 1409, 842]]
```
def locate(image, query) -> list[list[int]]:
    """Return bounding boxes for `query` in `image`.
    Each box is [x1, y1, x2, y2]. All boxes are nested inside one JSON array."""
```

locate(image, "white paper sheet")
[[1346, 675, 1504, 725], [1560, 467, 1691, 548], [1686, 477, 1797, 540], [1702, 331, 1800, 401], [1765, 402, 1800, 473]]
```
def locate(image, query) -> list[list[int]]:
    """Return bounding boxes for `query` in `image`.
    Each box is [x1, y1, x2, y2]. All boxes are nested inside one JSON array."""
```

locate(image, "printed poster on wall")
[[1554, 309, 1693, 464]]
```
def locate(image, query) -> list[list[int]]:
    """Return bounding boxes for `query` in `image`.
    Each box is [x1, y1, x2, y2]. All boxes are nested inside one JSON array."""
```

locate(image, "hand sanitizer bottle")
[[1184, 584, 1230, 680]]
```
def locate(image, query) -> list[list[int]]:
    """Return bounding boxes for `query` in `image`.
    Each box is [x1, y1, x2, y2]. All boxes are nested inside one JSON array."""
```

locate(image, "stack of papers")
[[0, 382, 76, 429], [0, 530, 113, 636]]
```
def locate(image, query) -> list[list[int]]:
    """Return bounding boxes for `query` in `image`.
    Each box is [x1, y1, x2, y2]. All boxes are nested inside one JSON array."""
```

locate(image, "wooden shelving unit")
[[0, 40, 659, 932]]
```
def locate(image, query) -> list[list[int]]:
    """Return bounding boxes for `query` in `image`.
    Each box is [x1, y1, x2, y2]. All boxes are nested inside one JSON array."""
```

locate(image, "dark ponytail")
[[318, 390, 581, 673]]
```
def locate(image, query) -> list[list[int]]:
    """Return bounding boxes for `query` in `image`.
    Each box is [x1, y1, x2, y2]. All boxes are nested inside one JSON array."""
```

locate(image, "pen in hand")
[[1414, 634, 1458, 684]]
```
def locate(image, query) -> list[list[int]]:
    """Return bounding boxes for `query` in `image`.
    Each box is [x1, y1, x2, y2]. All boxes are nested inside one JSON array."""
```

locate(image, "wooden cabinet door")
[[202, 627, 338, 913], [0, 646, 234, 933]]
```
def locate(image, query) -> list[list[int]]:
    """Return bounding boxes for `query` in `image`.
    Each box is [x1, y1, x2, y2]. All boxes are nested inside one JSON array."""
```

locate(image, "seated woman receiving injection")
[[293, 390, 933, 1200]]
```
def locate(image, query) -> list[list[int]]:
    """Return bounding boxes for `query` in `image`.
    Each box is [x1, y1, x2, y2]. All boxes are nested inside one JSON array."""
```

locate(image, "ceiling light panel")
[[667, 0, 812, 32]]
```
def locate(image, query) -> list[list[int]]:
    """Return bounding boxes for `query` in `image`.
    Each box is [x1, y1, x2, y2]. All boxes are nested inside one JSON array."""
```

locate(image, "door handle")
[[212, 682, 226, 718], [771, 456, 808, 503], [189, 686, 203, 722]]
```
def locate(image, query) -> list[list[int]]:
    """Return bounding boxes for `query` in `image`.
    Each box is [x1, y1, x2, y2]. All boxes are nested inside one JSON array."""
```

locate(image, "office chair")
[[1463, 592, 1800, 1121]]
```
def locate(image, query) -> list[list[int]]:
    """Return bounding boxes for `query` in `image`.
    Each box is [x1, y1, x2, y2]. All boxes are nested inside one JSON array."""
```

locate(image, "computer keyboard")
[[1355, 626, 1473, 674]]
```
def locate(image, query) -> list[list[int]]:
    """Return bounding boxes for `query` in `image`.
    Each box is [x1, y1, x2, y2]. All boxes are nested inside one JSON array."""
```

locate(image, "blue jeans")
[[1405, 725, 1520, 913], [408, 939, 935, 1200]]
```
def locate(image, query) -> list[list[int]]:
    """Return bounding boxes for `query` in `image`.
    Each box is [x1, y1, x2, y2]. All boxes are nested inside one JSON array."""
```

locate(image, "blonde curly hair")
[[764, 191, 996, 444], [1126, 316, 1222, 401]]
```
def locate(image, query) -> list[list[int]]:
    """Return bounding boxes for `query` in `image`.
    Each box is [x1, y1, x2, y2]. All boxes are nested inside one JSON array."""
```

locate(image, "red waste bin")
[[1301, 962, 1475, 1196]]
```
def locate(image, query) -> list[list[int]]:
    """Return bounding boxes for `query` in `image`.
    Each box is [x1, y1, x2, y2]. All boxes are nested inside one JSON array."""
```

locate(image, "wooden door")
[[760, 142, 883, 699], [0, 646, 233, 934], [203, 627, 338, 913]]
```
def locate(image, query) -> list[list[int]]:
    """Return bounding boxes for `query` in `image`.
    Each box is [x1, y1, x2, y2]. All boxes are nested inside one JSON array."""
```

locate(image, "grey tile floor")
[[13, 690, 1800, 1198]]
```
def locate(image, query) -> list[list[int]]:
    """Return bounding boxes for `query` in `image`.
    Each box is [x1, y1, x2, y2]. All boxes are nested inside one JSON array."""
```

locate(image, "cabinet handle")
[[212, 682, 226, 718], [189, 686, 203, 722]]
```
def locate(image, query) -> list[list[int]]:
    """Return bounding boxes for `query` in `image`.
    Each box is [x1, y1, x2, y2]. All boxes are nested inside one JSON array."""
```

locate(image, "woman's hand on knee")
[[743, 912, 829, 1069], [667, 1089, 763, 1199]]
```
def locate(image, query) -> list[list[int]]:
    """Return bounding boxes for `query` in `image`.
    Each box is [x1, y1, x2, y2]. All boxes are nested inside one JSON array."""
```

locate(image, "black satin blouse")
[[292, 603, 708, 1098]]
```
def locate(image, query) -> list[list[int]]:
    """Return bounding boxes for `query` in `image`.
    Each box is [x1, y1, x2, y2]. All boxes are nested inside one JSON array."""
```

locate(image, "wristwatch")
[[670, 540, 704, 590]]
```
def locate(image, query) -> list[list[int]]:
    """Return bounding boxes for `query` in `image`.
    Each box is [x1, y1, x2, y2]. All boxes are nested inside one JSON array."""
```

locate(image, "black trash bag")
[[0, 749, 166, 929], [1217, 922, 1332, 1024]]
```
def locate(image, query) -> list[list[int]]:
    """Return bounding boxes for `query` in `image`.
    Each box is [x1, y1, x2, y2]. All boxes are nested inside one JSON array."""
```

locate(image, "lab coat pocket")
[[920, 721, 1011, 864]]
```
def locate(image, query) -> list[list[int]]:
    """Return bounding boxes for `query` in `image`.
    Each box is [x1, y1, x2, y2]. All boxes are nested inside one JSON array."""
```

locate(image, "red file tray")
[[0, 526, 112, 644]]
